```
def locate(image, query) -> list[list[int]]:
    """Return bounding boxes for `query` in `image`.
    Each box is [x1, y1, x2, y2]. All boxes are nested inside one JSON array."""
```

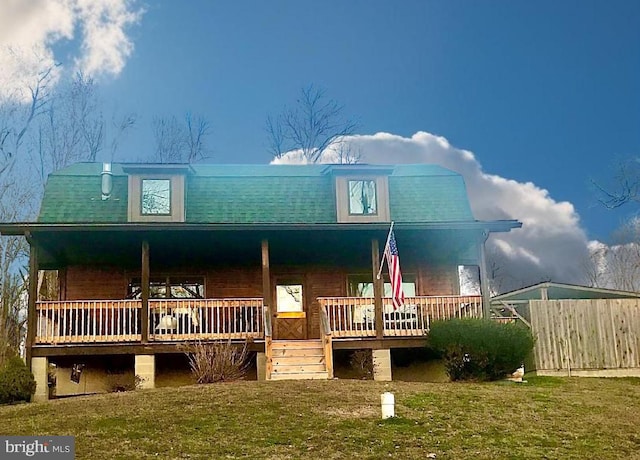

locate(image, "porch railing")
[[35, 298, 264, 344], [35, 300, 142, 344], [34, 296, 480, 344], [319, 295, 482, 338], [149, 298, 264, 341]]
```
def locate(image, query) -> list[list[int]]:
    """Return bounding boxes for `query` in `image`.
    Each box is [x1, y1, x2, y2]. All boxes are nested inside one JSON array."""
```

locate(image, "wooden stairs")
[[267, 339, 333, 380]]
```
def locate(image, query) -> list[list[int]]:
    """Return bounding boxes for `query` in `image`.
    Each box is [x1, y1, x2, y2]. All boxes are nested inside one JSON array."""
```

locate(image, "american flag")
[[385, 230, 405, 310]]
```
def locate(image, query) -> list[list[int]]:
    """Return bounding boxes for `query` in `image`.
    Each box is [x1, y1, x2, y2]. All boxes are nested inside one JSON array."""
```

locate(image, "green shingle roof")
[[37, 162, 475, 224]]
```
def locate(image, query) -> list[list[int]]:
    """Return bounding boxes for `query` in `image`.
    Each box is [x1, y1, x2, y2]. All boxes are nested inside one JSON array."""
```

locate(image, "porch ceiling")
[[30, 227, 484, 270]]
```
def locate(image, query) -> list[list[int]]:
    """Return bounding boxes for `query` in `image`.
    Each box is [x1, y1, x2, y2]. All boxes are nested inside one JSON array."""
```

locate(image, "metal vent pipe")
[[101, 163, 113, 200]]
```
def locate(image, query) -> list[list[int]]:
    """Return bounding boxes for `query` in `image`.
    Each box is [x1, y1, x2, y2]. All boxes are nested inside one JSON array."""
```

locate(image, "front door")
[[273, 281, 307, 340]]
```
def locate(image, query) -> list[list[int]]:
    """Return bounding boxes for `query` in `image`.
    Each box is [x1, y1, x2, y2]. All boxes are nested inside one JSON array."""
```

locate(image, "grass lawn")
[[1, 376, 639, 459]]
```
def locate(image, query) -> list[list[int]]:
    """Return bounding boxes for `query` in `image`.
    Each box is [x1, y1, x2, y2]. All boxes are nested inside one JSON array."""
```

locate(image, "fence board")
[[531, 299, 640, 373]]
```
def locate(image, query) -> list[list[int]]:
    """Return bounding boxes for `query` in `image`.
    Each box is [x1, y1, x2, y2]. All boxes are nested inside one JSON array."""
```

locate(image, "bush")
[[0, 355, 37, 404], [349, 350, 373, 379], [183, 340, 249, 383], [428, 318, 534, 381], [105, 372, 144, 392]]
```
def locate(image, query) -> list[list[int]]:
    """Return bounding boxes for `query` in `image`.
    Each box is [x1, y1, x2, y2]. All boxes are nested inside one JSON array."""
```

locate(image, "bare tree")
[[184, 112, 212, 163], [0, 64, 55, 186], [0, 69, 139, 359], [34, 72, 106, 185], [585, 219, 640, 291], [334, 140, 362, 164], [267, 85, 358, 163], [106, 112, 137, 162], [590, 158, 640, 290], [152, 115, 184, 163], [152, 113, 211, 163], [594, 157, 640, 209], [0, 175, 33, 361], [71, 73, 104, 162], [0, 69, 109, 358]]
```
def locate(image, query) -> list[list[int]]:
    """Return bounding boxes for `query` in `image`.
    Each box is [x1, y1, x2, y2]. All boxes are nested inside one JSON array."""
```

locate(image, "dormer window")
[[333, 174, 390, 223], [123, 165, 190, 223], [348, 179, 377, 215], [141, 179, 171, 215]]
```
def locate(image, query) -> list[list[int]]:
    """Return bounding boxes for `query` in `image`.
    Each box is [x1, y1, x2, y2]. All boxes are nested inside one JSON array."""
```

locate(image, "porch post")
[[261, 239, 272, 312], [372, 238, 384, 339], [261, 239, 272, 378], [141, 240, 150, 343], [25, 233, 38, 366], [478, 231, 491, 319]]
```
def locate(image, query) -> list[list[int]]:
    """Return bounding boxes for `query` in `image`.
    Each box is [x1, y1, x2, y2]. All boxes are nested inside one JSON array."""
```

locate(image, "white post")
[[381, 392, 395, 419]]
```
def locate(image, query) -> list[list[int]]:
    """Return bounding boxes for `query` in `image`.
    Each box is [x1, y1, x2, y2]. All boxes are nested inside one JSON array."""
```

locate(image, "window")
[[458, 265, 481, 295], [334, 175, 390, 222], [347, 275, 416, 297], [276, 284, 303, 312], [141, 179, 171, 215], [125, 167, 187, 222], [348, 180, 377, 215], [127, 276, 204, 299]]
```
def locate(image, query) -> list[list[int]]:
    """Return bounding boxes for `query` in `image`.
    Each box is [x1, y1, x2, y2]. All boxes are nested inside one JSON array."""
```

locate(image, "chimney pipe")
[[101, 163, 113, 200]]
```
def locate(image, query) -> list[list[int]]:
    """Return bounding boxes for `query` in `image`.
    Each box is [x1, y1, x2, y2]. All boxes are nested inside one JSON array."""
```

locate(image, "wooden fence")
[[530, 299, 640, 376]]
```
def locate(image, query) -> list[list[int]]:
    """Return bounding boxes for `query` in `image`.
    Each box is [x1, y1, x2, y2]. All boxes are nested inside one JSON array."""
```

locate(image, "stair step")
[[272, 339, 322, 344], [273, 363, 327, 373], [267, 339, 330, 381], [272, 356, 325, 365], [270, 371, 329, 381], [272, 349, 323, 358], [271, 345, 323, 351]]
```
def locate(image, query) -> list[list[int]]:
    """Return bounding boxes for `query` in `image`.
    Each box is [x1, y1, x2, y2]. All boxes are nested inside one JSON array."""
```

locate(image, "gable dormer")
[[324, 165, 393, 223], [122, 164, 191, 223]]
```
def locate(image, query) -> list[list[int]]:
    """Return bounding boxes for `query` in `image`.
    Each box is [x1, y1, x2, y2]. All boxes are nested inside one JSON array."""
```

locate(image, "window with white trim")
[[335, 176, 390, 222]]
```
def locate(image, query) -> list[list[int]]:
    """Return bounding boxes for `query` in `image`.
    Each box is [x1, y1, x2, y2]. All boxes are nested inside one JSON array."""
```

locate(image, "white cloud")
[[273, 131, 593, 292], [0, 0, 142, 102]]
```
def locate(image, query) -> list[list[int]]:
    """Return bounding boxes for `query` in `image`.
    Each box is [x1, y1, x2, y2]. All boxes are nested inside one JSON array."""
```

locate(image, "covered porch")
[[16, 223, 494, 350], [32, 294, 482, 345]]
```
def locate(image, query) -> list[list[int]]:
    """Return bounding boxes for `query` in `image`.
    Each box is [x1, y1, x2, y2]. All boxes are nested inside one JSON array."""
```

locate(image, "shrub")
[[183, 340, 250, 383], [349, 350, 373, 379], [428, 318, 534, 381], [0, 355, 37, 404], [105, 372, 144, 392]]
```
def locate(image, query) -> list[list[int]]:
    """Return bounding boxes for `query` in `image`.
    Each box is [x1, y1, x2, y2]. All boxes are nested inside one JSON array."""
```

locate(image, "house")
[[492, 282, 640, 377], [0, 162, 520, 400]]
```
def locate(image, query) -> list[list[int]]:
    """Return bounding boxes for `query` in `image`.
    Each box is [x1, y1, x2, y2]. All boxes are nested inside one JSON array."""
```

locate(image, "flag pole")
[[376, 221, 395, 280]]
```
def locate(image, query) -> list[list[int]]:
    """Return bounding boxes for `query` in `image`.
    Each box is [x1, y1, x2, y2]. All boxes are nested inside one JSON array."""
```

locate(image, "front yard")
[[1, 376, 639, 459]]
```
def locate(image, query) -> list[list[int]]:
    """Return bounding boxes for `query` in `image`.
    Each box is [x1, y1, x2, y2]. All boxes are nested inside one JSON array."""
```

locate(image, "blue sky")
[[2, 0, 640, 246], [100, 1, 639, 241]]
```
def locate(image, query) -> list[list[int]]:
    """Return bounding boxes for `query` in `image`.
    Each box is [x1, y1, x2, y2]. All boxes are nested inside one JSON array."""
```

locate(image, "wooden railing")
[[34, 296, 481, 344], [320, 297, 377, 338], [319, 295, 482, 338], [149, 298, 264, 341], [35, 300, 142, 344], [34, 298, 264, 344], [264, 305, 273, 380], [319, 307, 334, 378]]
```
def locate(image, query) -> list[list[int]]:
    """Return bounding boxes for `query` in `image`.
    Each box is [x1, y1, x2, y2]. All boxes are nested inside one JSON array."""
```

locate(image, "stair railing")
[[319, 306, 334, 379]]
